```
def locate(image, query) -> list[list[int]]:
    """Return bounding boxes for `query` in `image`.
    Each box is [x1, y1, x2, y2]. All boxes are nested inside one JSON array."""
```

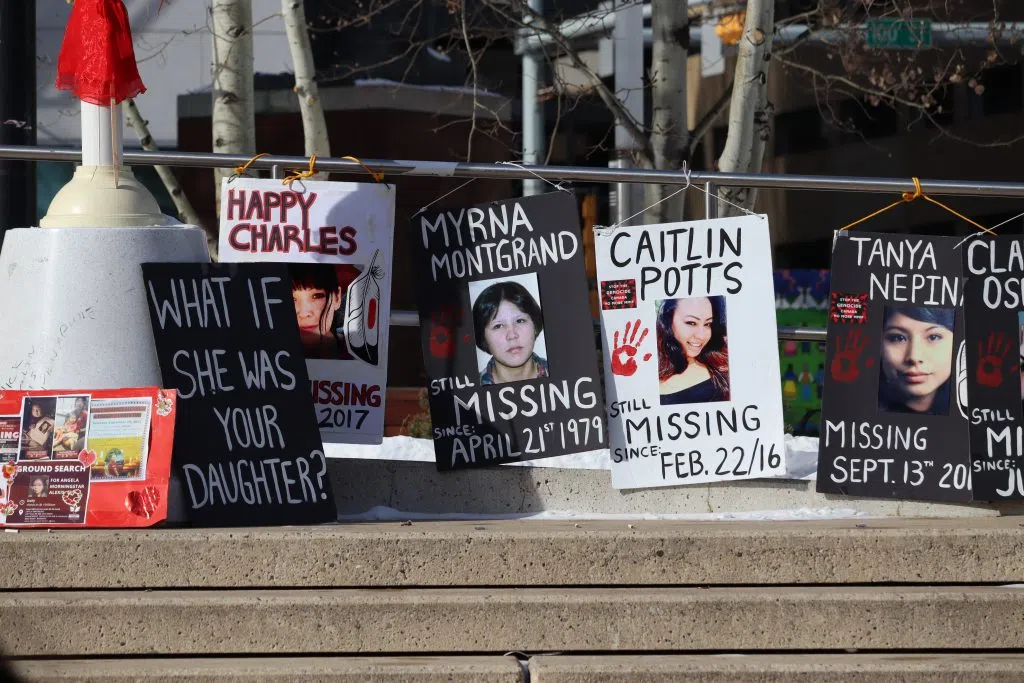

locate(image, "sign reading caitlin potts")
[[412, 192, 606, 470], [219, 178, 396, 445], [962, 235, 1024, 500], [818, 232, 972, 502], [594, 215, 787, 489]]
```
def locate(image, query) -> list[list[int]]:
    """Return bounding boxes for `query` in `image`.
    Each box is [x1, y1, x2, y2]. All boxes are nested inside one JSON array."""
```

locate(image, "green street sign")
[[865, 18, 933, 50]]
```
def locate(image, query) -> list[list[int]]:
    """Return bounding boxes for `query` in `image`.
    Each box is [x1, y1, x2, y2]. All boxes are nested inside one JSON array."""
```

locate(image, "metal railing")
[[3, 143, 1018, 344]]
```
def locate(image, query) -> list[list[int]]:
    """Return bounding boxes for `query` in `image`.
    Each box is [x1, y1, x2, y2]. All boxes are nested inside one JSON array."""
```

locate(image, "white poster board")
[[218, 177, 396, 445], [594, 215, 786, 489]]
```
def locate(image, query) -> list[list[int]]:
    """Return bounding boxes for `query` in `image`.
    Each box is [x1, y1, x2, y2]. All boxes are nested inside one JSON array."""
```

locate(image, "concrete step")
[[5, 517, 1024, 589], [12, 654, 1024, 682], [529, 654, 1024, 682], [3, 586, 1024, 656], [10, 656, 523, 682]]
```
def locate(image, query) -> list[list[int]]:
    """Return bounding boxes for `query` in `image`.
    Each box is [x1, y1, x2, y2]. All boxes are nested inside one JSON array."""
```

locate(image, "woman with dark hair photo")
[[657, 296, 730, 405], [473, 280, 548, 385], [878, 306, 955, 415], [289, 264, 346, 360]]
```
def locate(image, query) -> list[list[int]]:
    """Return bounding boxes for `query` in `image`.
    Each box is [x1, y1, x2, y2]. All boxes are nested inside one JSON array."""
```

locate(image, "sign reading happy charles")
[[218, 178, 396, 445], [594, 215, 786, 489], [818, 232, 971, 502], [411, 192, 606, 470]]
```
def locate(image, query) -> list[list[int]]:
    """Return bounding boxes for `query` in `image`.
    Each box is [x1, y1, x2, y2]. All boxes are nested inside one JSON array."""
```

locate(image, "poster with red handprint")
[[962, 235, 1024, 500], [218, 177, 396, 446], [0, 387, 177, 528], [411, 192, 607, 470], [595, 215, 787, 490], [817, 232, 971, 502]]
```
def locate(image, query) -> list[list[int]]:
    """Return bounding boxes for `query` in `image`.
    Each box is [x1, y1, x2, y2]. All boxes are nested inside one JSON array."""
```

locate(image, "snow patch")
[[339, 505, 865, 522]]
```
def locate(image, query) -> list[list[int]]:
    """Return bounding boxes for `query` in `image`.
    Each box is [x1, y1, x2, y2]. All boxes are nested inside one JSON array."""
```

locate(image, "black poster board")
[[411, 192, 607, 470], [962, 235, 1024, 500], [817, 232, 972, 501], [142, 262, 336, 525]]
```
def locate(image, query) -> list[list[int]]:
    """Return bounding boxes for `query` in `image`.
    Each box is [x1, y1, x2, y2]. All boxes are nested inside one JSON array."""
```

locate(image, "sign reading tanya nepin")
[[142, 262, 336, 525], [412, 192, 606, 470], [817, 232, 971, 502], [594, 215, 786, 489], [218, 178, 396, 445], [962, 235, 1024, 500]]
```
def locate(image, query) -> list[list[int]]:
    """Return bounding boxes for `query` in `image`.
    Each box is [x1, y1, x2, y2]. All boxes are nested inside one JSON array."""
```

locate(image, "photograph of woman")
[[657, 296, 731, 405], [289, 264, 359, 361], [472, 279, 549, 385], [28, 476, 48, 498], [877, 306, 955, 415]]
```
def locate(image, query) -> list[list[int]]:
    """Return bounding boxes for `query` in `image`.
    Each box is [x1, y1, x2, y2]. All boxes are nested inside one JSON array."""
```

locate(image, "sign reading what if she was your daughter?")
[[142, 262, 336, 526], [595, 214, 787, 490], [411, 192, 606, 470]]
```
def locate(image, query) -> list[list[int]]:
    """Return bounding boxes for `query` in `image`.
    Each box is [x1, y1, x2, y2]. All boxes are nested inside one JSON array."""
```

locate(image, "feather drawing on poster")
[[345, 249, 384, 365]]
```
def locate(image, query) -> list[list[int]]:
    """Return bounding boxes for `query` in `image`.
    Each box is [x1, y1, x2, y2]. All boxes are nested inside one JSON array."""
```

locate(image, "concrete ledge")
[[3, 586, 1024, 656], [529, 654, 1024, 682], [4, 518, 1024, 589], [11, 656, 523, 682], [327, 458, 1024, 518]]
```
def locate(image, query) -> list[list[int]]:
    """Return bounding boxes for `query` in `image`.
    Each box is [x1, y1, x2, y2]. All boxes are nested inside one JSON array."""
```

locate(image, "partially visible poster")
[[962, 236, 1024, 500], [0, 387, 176, 528], [817, 232, 972, 502], [775, 269, 830, 437], [218, 177, 396, 445], [594, 215, 787, 490], [411, 192, 607, 470]]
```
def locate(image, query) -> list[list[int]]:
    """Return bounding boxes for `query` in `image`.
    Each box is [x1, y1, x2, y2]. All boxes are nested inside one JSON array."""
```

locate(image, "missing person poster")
[[817, 232, 972, 502], [218, 177, 396, 445], [412, 192, 607, 470], [594, 215, 787, 489], [962, 235, 1024, 500], [0, 387, 176, 528]]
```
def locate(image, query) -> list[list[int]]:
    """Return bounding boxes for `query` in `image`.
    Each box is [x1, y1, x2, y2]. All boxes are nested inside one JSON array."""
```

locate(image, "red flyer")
[[0, 387, 176, 528]]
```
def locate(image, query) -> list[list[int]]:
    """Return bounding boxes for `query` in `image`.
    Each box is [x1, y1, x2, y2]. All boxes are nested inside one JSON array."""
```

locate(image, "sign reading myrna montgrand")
[[817, 232, 972, 502], [411, 192, 606, 470], [142, 262, 336, 526], [962, 235, 1024, 500], [595, 215, 787, 490]]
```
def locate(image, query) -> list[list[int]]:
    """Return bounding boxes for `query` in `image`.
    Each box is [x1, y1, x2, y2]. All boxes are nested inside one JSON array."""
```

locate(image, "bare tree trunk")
[[211, 0, 255, 224], [717, 0, 774, 218], [124, 99, 211, 245], [282, 0, 330, 178], [644, 0, 689, 224]]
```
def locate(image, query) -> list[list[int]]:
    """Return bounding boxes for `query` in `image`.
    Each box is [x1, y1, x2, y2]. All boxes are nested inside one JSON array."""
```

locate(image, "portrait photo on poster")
[[28, 475, 49, 499], [468, 272, 549, 385], [20, 396, 56, 460], [656, 295, 730, 405], [288, 262, 363, 361], [877, 305, 955, 416]]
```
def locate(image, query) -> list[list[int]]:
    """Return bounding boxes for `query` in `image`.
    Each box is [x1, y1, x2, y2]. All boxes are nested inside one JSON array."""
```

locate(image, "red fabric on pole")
[[55, 0, 146, 105]]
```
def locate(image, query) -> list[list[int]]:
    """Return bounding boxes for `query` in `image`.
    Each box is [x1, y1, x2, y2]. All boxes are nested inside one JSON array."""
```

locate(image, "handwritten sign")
[[411, 192, 607, 470], [962, 236, 1024, 499], [595, 215, 786, 489], [218, 178, 396, 445], [817, 232, 971, 502], [142, 262, 336, 526]]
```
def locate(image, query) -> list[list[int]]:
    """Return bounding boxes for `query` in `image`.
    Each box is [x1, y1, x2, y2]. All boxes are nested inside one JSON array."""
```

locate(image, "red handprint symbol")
[[611, 319, 652, 377], [428, 304, 468, 359], [830, 328, 872, 383], [977, 331, 1012, 388]]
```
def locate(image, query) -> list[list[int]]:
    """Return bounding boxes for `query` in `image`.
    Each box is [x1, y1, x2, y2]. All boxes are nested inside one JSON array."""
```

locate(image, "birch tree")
[[211, 0, 255, 221], [717, 0, 774, 218], [644, 0, 689, 224], [282, 0, 330, 179]]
